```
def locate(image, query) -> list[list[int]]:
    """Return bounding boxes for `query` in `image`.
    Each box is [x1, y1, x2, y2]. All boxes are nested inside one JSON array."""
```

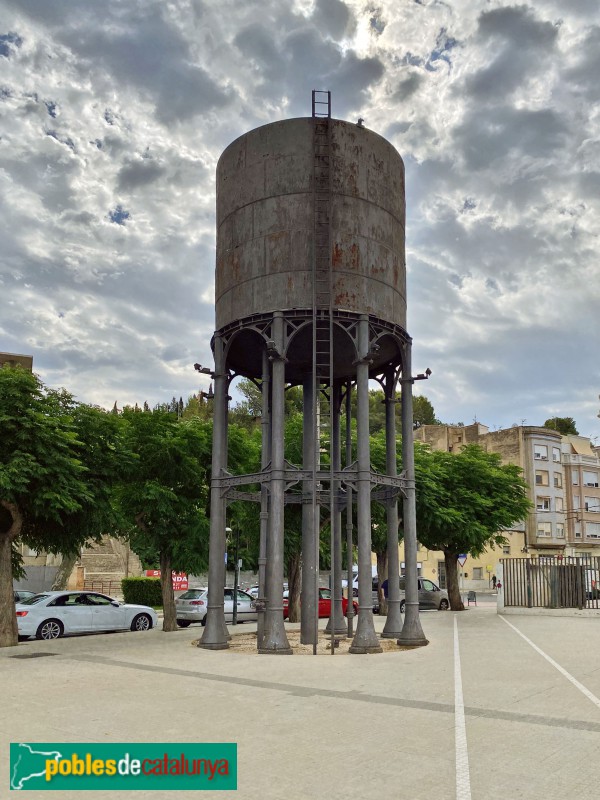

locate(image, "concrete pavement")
[[3, 605, 600, 799]]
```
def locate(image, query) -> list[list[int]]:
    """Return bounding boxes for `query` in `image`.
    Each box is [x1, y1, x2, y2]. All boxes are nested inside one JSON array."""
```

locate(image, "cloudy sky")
[[1, 0, 598, 441]]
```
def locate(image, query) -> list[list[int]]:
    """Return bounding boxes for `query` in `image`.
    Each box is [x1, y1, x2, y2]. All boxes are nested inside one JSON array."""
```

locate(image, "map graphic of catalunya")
[[10, 743, 62, 790]]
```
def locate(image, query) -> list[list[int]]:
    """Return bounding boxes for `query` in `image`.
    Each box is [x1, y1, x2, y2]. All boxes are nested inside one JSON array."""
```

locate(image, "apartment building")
[[408, 422, 600, 590]]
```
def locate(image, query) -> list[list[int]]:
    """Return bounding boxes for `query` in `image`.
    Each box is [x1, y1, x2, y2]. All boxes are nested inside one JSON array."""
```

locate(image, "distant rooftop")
[[0, 352, 33, 371]]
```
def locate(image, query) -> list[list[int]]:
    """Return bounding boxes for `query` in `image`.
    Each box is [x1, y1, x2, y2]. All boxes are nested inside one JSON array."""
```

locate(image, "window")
[[553, 472, 562, 488], [572, 472, 579, 486], [503, 546, 511, 554], [556, 523, 565, 538], [586, 522, 600, 539], [584, 497, 600, 513], [86, 593, 112, 606], [534, 445, 548, 460], [536, 496, 551, 511], [473, 567, 483, 580], [552, 447, 561, 463], [535, 470, 549, 486], [573, 496, 581, 510], [537, 521, 552, 537], [575, 523, 582, 538], [555, 497, 564, 512], [583, 471, 599, 488]]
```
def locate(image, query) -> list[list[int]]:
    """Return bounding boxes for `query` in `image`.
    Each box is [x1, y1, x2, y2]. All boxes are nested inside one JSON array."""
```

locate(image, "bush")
[[122, 577, 163, 607]]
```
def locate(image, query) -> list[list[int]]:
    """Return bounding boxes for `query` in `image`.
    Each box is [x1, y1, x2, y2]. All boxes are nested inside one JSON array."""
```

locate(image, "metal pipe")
[[257, 349, 270, 648], [199, 334, 230, 649], [232, 527, 240, 625], [382, 367, 403, 638], [397, 342, 428, 648], [259, 312, 292, 654], [345, 381, 354, 638], [325, 382, 347, 641], [349, 316, 382, 654], [301, 372, 317, 644]]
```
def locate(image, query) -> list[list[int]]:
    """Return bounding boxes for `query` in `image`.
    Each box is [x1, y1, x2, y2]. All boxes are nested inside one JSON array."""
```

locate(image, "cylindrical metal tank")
[[215, 117, 406, 332]]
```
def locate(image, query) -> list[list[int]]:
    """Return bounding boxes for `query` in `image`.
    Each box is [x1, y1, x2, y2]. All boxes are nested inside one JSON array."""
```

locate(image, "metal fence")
[[83, 579, 122, 596], [501, 556, 600, 609]]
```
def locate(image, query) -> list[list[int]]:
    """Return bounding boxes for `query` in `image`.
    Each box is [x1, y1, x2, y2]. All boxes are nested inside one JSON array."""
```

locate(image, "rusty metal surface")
[[215, 117, 406, 332]]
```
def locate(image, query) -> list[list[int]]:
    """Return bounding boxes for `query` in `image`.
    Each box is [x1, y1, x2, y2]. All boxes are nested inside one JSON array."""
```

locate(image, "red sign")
[[145, 570, 188, 591]]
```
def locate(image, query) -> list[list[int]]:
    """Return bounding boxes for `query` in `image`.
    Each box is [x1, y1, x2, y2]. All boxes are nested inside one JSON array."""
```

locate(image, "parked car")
[[13, 590, 36, 603], [245, 586, 260, 599], [282, 588, 359, 619], [398, 577, 449, 612], [15, 591, 158, 641], [175, 588, 257, 627]]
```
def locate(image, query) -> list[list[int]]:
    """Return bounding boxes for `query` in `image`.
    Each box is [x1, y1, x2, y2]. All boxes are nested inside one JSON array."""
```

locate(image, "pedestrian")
[[381, 578, 389, 599], [492, 574, 497, 590], [496, 580, 502, 591]]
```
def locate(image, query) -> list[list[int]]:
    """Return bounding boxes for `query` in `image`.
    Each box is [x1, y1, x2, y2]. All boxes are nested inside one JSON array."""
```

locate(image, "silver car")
[[398, 577, 450, 612], [175, 588, 257, 627]]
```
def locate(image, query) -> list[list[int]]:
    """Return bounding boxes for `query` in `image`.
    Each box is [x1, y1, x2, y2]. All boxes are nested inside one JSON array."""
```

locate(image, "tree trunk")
[[0, 501, 22, 647], [445, 550, 465, 611], [51, 551, 80, 590], [376, 549, 388, 615], [159, 550, 177, 632], [287, 550, 301, 623]]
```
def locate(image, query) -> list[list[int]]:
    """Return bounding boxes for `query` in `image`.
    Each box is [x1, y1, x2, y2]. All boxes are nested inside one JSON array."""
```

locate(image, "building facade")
[[408, 423, 600, 591]]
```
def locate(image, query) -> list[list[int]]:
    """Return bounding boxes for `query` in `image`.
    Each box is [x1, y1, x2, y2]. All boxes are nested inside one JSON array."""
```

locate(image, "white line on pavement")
[[454, 616, 472, 800], [500, 616, 600, 711]]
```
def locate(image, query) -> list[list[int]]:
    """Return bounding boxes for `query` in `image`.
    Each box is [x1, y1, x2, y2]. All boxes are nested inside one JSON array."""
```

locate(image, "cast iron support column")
[[257, 349, 270, 649], [259, 312, 292, 654], [345, 381, 355, 637], [199, 334, 230, 649], [325, 381, 347, 637], [301, 372, 317, 644], [349, 316, 382, 654], [382, 368, 403, 638], [397, 343, 429, 648]]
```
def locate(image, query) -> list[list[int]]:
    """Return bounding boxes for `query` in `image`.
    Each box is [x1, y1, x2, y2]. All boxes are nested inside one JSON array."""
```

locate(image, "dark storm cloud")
[[453, 106, 568, 171], [6, 0, 233, 122], [116, 158, 166, 192], [310, 0, 356, 40], [393, 72, 423, 100], [464, 5, 558, 100]]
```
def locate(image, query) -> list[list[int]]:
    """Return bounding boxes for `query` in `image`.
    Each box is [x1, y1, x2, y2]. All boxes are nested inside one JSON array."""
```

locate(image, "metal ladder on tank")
[[311, 89, 335, 653]]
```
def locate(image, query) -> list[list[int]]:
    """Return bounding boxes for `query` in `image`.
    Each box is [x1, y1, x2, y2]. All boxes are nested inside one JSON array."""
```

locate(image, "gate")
[[501, 556, 600, 609]]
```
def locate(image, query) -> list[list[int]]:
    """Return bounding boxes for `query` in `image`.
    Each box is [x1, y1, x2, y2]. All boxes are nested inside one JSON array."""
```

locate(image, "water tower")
[[199, 92, 428, 653]]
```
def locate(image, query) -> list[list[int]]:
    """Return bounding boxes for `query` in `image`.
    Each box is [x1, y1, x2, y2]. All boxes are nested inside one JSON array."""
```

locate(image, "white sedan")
[[15, 591, 158, 641]]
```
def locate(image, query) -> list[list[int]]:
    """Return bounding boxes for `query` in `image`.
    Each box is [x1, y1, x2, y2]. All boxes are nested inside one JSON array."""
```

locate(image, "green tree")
[[118, 410, 213, 631], [0, 368, 127, 647], [543, 417, 578, 435], [414, 444, 531, 610]]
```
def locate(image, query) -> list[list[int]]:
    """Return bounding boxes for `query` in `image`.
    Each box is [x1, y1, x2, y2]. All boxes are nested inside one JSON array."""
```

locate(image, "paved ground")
[[3, 603, 600, 799]]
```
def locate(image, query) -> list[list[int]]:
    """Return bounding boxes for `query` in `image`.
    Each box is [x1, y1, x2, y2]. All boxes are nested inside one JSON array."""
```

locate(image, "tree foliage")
[[543, 417, 578, 435], [414, 443, 531, 610], [0, 367, 128, 646], [118, 409, 212, 631]]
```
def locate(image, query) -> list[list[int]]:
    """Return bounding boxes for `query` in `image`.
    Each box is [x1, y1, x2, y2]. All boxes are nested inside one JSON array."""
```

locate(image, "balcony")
[[563, 454, 599, 466]]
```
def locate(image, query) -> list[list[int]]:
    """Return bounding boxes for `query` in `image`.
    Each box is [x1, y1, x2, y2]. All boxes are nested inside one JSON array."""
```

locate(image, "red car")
[[283, 588, 359, 619]]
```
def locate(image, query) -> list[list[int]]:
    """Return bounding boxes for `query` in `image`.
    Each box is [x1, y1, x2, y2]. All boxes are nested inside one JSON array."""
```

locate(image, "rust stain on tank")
[[332, 242, 360, 271], [334, 289, 358, 308], [332, 242, 344, 267]]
